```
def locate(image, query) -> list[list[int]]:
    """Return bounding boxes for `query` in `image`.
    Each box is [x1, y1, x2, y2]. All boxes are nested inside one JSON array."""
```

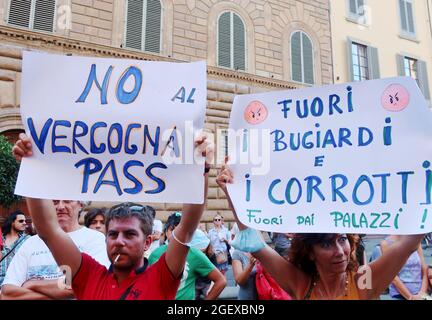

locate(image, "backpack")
[[255, 261, 292, 300]]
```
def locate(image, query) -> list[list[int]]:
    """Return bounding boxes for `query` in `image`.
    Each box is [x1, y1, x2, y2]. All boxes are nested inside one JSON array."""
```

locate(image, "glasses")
[[214, 219, 221, 222], [17, 220, 26, 223]]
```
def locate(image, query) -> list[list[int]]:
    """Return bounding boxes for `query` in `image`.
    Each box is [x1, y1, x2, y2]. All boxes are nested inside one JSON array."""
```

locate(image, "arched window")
[[125, 0, 161, 53], [291, 31, 314, 84], [8, 0, 56, 32], [217, 11, 246, 71]]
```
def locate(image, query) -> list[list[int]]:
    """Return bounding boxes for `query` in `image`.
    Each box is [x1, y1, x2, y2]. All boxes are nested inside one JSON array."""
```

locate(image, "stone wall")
[[0, 0, 332, 223]]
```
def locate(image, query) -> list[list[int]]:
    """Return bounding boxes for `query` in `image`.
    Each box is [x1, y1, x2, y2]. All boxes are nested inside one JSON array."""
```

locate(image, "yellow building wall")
[[331, 0, 432, 96]]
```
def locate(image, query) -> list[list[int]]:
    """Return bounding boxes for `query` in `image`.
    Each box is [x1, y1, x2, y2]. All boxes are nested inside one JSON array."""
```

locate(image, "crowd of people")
[[0, 133, 430, 300]]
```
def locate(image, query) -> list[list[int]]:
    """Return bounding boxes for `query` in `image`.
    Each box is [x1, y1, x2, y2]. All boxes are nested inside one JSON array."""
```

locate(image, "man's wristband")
[[204, 165, 211, 174]]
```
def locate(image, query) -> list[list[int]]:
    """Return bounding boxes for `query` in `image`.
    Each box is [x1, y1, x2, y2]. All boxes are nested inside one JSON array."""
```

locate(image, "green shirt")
[[149, 244, 215, 300]]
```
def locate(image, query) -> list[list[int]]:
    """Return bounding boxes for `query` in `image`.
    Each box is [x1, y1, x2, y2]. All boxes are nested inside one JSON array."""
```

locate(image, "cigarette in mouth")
[[114, 254, 121, 264]]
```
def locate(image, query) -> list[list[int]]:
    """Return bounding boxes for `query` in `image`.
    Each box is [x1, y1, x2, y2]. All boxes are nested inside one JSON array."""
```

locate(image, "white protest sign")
[[15, 52, 206, 203], [227, 77, 432, 234]]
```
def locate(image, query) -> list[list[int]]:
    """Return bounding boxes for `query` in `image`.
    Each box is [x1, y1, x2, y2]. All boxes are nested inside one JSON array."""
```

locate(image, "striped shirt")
[[0, 234, 29, 285]]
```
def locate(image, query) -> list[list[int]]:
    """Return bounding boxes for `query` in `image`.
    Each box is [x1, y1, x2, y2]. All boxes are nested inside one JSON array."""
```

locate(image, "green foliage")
[[0, 135, 22, 208]]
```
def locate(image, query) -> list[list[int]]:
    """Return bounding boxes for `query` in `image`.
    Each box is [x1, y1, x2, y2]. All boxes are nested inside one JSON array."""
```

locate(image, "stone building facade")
[[0, 0, 332, 226]]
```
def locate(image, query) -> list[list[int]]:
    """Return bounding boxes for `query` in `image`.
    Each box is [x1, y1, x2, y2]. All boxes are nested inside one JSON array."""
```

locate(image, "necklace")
[[312, 272, 349, 300]]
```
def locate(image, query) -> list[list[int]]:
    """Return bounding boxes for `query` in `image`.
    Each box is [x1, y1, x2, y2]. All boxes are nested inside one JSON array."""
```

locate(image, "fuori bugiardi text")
[[244, 86, 432, 230]]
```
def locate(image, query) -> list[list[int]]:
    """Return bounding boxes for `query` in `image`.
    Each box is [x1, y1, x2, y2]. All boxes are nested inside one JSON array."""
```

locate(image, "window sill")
[[345, 16, 369, 28], [289, 79, 314, 87], [398, 33, 419, 43], [216, 65, 247, 73]]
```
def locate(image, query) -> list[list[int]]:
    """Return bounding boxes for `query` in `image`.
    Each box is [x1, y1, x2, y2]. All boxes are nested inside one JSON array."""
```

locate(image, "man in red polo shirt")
[[12, 133, 213, 300]]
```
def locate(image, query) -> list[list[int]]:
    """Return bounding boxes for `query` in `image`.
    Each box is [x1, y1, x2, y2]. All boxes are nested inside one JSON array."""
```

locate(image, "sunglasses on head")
[[110, 203, 154, 216]]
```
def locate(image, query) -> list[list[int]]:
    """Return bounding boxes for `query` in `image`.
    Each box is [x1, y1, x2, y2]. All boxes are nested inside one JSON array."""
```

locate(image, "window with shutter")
[[125, 0, 161, 53], [8, 0, 55, 32], [291, 31, 314, 85], [217, 11, 246, 71], [348, 0, 365, 17], [144, 0, 161, 53], [221, 129, 229, 158], [233, 14, 245, 71], [401, 56, 430, 99], [33, 0, 56, 32], [399, 0, 415, 35], [125, 0, 144, 50], [218, 12, 231, 68], [351, 42, 369, 81]]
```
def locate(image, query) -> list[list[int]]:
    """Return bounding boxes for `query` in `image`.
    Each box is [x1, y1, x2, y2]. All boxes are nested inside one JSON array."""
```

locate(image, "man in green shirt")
[[149, 213, 226, 300]]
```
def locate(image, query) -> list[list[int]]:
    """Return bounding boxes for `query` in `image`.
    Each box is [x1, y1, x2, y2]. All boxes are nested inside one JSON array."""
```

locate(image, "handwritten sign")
[[227, 77, 432, 234], [15, 52, 206, 203]]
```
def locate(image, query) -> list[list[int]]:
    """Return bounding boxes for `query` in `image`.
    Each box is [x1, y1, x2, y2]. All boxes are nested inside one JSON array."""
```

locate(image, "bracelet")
[[171, 229, 191, 247], [204, 165, 211, 174]]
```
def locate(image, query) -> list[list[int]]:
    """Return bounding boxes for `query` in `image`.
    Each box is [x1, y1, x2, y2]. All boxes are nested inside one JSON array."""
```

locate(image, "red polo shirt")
[[72, 252, 180, 300]]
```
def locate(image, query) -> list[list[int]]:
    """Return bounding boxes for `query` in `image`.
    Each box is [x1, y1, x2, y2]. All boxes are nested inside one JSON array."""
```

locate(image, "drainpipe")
[[328, 0, 335, 84], [428, 0, 432, 39]]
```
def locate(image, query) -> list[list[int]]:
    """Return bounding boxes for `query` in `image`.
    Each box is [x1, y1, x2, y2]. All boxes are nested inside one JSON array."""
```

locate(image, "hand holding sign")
[[15, 52, 207, 203], [12, 133, 33, 161]]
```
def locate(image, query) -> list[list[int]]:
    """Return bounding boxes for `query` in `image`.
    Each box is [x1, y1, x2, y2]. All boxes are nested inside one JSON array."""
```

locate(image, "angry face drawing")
[[244, 101, 268, 125], [381, 84, 410, 112]]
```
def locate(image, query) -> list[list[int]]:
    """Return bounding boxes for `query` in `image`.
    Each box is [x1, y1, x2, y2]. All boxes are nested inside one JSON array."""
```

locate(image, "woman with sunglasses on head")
[[216, 160, 426, 300], [0, 211, 30, 286], [208, 214, 231, 275]]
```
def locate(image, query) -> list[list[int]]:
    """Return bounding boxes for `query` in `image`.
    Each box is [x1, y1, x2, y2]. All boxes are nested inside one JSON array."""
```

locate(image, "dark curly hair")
[[2, 210, 26, 236], [84, 208, 107, 228], [288, 233, 359, 277]]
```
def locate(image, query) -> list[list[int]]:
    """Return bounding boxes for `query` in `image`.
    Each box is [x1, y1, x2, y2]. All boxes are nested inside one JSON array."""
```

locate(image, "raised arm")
[[364, 234, 425, 300], [12, 134, 82, 278], [216, 159, 309, 299], [165, 133, 214, 278], [205, 268, 226, 300], [232, 255, 256, 286]]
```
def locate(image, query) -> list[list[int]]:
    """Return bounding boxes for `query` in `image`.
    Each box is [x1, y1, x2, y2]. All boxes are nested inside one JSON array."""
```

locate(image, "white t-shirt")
[[152, 219, 163, 234], [144, 219, 163, 258], [2, 227, 110, 287]]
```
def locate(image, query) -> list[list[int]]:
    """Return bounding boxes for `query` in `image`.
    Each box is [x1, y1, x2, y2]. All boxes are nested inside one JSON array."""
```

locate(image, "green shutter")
[[367, 46, 380, 79], [399, 0, 408, 32], [357, 0, 364, 15], [33, 0, 56, 32], [302, 33, 314, 84], [233, 13, 245, 71], [347, 39, 354, 81], [349, 0, 357, 15], [8, 0, 32, 28], [144, 0, 161, 53], [291, 31, 302, 82], [406, 1, 415, 34], [417, 60, 430, 100], [125, 0, 144, 50], [396, 54, 405, 76], [218, 12, 231, 68]]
